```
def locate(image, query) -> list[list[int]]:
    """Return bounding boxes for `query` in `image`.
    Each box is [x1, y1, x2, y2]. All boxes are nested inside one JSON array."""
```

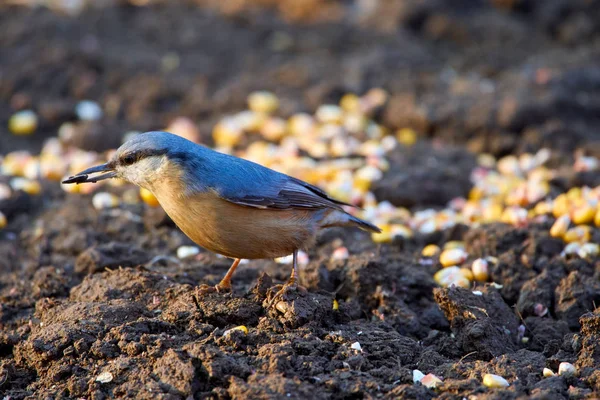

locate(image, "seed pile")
[[2, 90, 600, 290]]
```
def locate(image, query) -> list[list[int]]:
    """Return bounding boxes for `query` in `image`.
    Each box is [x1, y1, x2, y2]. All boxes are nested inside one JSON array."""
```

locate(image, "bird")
[[63, 131, 381, 301]]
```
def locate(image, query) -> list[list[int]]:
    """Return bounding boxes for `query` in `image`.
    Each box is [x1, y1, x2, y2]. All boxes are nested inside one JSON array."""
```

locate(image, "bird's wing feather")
[[183, 150, 352, 211], [221, 177, 350, 211]]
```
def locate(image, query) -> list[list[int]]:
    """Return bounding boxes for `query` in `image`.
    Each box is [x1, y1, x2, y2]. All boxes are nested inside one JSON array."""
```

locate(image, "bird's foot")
[[195, 282, 232, 296], [266, 279, 307, 310]]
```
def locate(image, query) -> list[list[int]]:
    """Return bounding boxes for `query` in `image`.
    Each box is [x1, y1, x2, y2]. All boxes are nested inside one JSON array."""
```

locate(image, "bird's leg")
[[197, 258, 241, 295], [216, 258, 241, 292], [267, 250, 307, 309]]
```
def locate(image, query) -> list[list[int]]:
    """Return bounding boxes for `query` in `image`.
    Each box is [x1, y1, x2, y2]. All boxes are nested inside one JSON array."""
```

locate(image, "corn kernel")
[[482, 203, 503, 222], [333, 299, 339, 311], [567, 187, 582, 201], [140, 188, 160, 207], [332, 247, 349, 260], [420, 374, 442, 389], [315, 105, 343, 124], [260, 117, 287, 141], [460, 268, 474, 281], [469, 186, 485, 201], [439, 248, 468, 267], [552, 194, 570, 218], [288, 113, 315, 137], [444, 241, 465, 250], [471, 258, 490, 282], [550, 215, 570, 238], [577, 243, 599, 258], [497, 155, 520, 176], [542, 368, 555, 378], [563, 226, 591, 243], [9, 110, 38, 135], [92, 192, 120, 210], [434, 266, 461, 286], [558, 362, 576, 377], [483, 374, 509, 388], [212, 118, 243, 148], [534, 200, 553, 216], [396, 128, 417, 147], [10, 177, 41, 195], [166, 117, 201, 143], [339, 93, 361, 112], [450, 276, 471, 288], [391, 224, 413, 239], [223, 325, 248, 336], [0, 211, 6, 229], [595, 208, 600, 228], [1, 151, 31, 177], [354, 165, 383, 192], [572, 205, 595, 225], [247, 91, 279, 114], [421, 244, 441, 257]]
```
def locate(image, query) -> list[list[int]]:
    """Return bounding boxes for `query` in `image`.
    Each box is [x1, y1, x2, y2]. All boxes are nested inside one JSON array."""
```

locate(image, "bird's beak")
[[62, 163, 117, 184]]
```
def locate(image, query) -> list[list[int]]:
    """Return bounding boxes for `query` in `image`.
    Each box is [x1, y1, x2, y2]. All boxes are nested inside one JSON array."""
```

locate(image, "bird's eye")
[[121, 153, 137, 165]]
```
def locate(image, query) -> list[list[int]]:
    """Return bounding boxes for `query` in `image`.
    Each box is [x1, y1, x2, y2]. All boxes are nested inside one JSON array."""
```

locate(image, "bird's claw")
[[266, 279, 307, 310], [195, 283, 232, 296]]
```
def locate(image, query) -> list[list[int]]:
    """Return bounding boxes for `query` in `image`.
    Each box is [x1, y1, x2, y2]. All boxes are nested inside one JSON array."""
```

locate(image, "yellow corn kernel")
[[1, 151, 32, 177], [260, 117, 287, 142], [550, 215, 570, 238], [10, 178, 41, 195], [595, 208, 600, 228], [140, 188, 160, 207], [434, 266, 461, 286], [372, 224, 393, 243], [552, 194, 570, 218], [471, 258, 489, 282], [339, 93, 360, 112], [439, 248, 468, 267], [501, 207, 528, 226], [247, 91, 279, 114], [563, 226, 591, 243], [543, 368, 556, 378], [212, 119, 243, 148], [469, 186, 485, 201], [333, 299, 339, 311], [482, 203, 504, 222], [567, 187, 582, 201], [61, 180, 80, 194], [578, 243, 599, 258], [0, 211, 6, 229], [483, 374, 510, 388], [223, 325, 248, 336], [460, 268, 474, 281], [396, 128, 417, 147], [534, 200, 553, 216], [391, 224, 413, 239], [421, 244, 441, 258], [572, 205, 596, 225], [450, 276, 471, 288], [92, 192, 120, 210], [444, 241, 465, 250], [8, 110, 38, 135]]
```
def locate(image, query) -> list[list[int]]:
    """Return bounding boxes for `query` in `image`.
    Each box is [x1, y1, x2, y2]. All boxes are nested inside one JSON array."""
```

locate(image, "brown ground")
[[1, 1, 600, 399]]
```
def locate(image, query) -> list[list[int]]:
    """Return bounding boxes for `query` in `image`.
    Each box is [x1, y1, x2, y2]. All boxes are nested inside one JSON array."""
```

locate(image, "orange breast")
[[150, 170, 318, 259]]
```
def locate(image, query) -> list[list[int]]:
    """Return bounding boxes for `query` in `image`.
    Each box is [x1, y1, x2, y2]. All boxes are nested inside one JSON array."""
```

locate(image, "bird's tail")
[[320, 210, 382, 233]]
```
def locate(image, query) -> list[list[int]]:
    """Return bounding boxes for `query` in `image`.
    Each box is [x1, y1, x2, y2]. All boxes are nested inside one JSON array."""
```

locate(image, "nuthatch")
[[63, 131, 380, 296]]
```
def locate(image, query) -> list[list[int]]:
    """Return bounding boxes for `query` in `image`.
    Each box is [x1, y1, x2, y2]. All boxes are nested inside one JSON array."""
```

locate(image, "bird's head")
[[63, 131, 194, 190]]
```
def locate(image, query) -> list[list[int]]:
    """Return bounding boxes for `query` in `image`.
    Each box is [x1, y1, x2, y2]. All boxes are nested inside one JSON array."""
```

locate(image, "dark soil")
[[1, 1, 600, 399]]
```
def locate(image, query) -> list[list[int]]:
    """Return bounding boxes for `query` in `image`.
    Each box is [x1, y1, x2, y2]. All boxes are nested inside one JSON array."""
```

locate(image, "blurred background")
[[2, 0, 600, 157]]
